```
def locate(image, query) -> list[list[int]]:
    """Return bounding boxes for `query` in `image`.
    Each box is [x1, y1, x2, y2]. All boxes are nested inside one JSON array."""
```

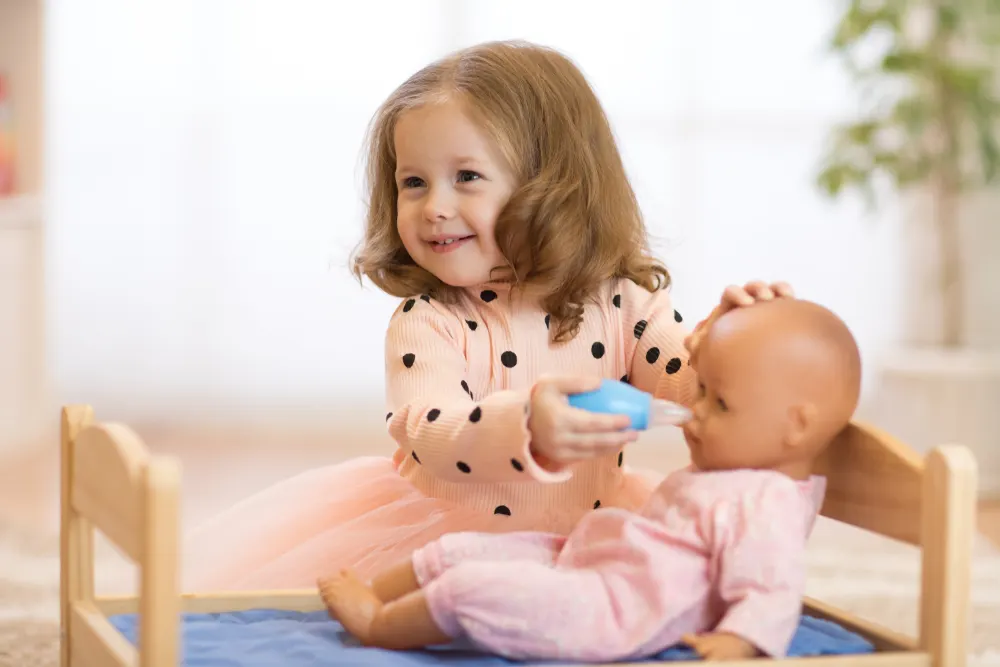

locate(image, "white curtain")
[[45, 0, 906, 422]]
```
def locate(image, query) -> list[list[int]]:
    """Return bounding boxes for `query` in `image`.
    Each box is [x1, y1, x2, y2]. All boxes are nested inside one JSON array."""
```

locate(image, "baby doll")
[[317, 297, 862, 662]]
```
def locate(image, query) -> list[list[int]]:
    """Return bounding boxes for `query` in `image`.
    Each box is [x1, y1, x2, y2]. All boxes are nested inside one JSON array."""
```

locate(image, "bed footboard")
[[60, 405, 182, 667]]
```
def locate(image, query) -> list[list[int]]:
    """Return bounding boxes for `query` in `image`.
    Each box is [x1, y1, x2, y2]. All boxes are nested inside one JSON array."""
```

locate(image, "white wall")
[[44, 0, 910, 424]]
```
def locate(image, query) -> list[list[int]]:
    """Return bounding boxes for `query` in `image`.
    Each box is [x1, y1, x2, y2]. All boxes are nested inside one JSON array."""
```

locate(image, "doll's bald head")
[[684, 299, 861, 479]]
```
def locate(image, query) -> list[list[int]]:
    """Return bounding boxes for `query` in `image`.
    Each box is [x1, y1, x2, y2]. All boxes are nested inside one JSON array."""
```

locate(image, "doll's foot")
[[318, 569, 383, 644]]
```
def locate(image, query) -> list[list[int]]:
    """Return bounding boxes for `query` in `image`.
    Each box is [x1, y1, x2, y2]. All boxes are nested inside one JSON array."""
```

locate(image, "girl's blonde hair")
[[351, 40, 669, 342]]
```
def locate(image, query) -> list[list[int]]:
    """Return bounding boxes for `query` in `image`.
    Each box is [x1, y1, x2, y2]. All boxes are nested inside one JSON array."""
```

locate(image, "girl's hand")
[[528, 375, 638, 472], [684, 281, 794, 367]]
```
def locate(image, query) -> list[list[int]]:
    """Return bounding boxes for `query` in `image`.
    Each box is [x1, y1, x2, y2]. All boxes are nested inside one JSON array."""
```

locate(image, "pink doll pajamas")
[[410, 468, 824, 662]]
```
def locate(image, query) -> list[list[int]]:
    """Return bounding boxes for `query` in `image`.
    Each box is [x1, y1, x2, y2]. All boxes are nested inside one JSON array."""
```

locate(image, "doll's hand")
[[681, 631, 760, 661], [684, 281, 794, 368], [527, 374, 638, 472]]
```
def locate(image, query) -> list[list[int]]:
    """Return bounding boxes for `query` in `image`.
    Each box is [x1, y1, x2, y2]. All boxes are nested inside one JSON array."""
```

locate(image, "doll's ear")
[[784, 402, 817, 450]]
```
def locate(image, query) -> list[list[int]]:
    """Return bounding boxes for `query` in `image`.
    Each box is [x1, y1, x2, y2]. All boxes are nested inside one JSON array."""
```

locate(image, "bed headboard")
[[814, 421, 926, 545], [812, 420, 976, 667]]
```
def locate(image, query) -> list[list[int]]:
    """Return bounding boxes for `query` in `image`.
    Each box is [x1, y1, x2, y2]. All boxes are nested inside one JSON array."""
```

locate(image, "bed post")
[[138, 455, 182, 667], [919, 444, 977, 667], [59, 405, 96, 667]]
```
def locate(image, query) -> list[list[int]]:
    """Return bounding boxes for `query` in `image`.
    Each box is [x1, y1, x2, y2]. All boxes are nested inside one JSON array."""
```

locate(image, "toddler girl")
[[182, 39, 790, 591]]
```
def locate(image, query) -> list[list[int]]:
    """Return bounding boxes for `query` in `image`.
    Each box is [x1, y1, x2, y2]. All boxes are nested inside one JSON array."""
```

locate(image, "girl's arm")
[[384, 297, 568, 484], [614, 279, 699, 407]]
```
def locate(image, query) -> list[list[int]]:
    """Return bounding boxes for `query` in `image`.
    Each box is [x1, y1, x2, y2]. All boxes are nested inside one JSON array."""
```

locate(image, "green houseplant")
[[817, 0, 1000, 348], [817, 0, 1000, 495]]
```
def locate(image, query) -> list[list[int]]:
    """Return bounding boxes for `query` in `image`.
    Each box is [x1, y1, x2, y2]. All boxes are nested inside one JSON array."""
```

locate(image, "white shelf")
[[0, 193, 42, 230]]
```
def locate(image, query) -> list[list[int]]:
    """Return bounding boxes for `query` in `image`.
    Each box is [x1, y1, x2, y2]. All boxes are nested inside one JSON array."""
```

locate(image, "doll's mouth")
[[682, 426, 701, 450]]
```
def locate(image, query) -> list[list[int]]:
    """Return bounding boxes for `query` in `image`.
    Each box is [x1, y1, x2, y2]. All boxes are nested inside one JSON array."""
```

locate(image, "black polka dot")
[[612, 294, 621, 308], [665, 357, 682, 374], [674, 309, 683, 323], [544, 314, 551, 329], [427, 409, 441, 422], [456, 461, 471, 473], [646, 347, 660, 364], [591, 342, 606, 359], [618, 451, 624, 467], [480, 290, 497, 303], [412, 451, 421, 464], [501, 351, 518, 368], [494, 505, 511, 516], [420, 294, 431, 303], [469, 406, 482, 423], [386, 412, 393, 421], [620, 374, 628, 383], [466, 320, 478, 331], [511, 458, 524, 472], [461, 379, 470, 394], [634, 320, 647, 339], [593, 500, 601, 509], [402, 299, 416, 313], [402, 353, 416, 368]]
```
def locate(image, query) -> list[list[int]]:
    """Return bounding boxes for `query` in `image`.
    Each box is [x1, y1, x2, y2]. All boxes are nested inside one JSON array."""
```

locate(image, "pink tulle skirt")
[[182, 456, 661, 591]]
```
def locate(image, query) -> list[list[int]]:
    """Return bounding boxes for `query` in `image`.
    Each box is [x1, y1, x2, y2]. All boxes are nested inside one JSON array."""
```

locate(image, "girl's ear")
[[784, 402, 816, 450]]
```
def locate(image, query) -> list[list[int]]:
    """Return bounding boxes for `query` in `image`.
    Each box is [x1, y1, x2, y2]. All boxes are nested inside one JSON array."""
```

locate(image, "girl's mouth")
[[429, 235, 474, 253]]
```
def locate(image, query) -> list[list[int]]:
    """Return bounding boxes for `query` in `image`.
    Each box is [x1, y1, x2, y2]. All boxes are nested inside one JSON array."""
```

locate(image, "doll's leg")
[[323, 556, 591, 652], [323, 558, 639, 658], [370, 558, 420, 603], [319, 569, 450, 649], [421, 560, 629, 662], [338, 531, 566, 608], [410, 530, 565, 589]]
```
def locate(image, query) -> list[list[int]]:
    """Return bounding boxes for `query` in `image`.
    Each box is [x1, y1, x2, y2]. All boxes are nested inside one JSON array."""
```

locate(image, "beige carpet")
[[1, 518, 999, 666]]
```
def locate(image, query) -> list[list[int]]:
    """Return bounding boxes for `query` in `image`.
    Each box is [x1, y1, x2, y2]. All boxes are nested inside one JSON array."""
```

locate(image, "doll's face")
[[681, 317, 798, 473]]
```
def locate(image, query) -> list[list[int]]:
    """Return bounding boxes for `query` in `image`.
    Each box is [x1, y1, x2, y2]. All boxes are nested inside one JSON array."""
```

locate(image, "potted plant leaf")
[[817, 0, 1000, 494]]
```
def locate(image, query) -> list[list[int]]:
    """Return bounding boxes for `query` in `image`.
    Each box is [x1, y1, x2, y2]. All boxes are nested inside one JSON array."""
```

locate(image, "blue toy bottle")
[[568, 379, 691, 430]]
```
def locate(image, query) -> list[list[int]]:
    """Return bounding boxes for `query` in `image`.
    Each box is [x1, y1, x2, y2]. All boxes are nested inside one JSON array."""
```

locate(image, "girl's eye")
[[717, 398, 728, 412], [401, 176, 424, 189], [457, 170, 481, 183]]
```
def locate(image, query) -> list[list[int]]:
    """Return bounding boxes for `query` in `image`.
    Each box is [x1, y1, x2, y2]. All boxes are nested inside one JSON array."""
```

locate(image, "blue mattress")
[[108, 609, 874, 666]]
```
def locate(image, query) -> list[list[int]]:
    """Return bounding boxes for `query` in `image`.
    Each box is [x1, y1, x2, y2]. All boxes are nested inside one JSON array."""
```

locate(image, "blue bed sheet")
[[109, 609, 874, 666]]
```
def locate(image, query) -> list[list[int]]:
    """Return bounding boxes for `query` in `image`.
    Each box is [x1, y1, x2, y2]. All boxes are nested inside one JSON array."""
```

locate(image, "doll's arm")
[[384, 297, 566, 483], [709, 478, 811, 658], [614, 279, 698, 408], [681, 630, 759, 660]]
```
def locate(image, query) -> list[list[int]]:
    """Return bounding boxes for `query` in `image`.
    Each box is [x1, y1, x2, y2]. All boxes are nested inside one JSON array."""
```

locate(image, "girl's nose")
[[423, 187, 456, 222]]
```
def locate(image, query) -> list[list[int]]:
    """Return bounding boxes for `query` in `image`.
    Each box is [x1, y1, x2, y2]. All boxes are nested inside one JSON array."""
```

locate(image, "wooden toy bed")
[[58, 403, 978, 667]]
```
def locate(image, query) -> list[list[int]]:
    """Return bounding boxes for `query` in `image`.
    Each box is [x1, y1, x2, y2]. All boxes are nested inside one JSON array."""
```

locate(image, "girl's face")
[[393, 98, 516, 288]]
